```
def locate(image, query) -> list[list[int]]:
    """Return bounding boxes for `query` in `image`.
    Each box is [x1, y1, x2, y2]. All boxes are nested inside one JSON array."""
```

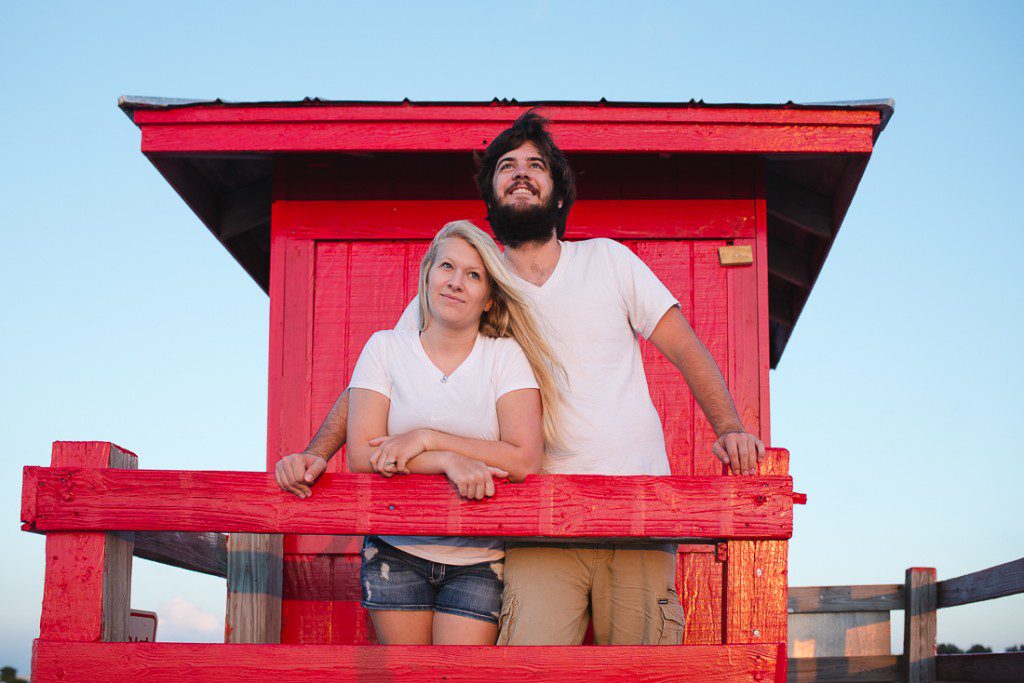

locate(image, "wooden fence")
[[787, 559, 1024, 682], [22, 441, 794, 681]]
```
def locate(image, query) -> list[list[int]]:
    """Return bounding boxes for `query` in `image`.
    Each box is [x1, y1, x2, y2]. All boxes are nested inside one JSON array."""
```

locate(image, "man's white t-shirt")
[[398, 238, 678, 476], [348, 329, 539, 565]]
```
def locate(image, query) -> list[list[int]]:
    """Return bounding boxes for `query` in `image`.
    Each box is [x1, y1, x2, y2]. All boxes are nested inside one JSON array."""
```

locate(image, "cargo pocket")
[[496, 590, 519, 646], [657, 601, 685, 645]]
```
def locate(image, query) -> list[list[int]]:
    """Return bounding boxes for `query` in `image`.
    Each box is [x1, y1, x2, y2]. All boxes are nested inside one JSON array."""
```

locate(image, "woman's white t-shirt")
[[348, 328, 539, 565]]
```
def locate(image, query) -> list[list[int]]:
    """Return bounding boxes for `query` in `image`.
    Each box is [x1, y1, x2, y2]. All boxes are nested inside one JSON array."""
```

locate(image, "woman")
[[346, 220, 562, 646]]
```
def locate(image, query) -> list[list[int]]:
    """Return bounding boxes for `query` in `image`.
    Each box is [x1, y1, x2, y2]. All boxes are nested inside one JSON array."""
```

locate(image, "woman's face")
[[426, 237, 492, 330]]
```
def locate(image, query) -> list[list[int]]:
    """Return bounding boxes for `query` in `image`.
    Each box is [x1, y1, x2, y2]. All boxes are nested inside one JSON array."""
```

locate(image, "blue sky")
[[2, 0, 1022, 674]]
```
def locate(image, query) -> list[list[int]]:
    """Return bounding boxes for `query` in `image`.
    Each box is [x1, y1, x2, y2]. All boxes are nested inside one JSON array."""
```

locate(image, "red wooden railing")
[[22, 441, 795, 681]]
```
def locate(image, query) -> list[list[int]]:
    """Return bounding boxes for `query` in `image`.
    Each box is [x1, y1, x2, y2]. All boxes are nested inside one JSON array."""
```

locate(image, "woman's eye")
[[468, 272, 480, 280], [439, 262, 453, 270]]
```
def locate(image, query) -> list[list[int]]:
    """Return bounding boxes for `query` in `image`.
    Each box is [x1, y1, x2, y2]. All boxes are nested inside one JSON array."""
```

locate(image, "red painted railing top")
[[22, 461, 793, 540]]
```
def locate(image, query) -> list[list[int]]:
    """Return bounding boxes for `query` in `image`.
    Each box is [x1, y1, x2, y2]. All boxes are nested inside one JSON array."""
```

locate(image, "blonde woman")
[[345, 220, 562, 646]]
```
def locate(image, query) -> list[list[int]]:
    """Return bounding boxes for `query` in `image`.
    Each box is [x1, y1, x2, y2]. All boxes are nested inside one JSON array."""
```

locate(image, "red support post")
[[38, 441, 137, 642]]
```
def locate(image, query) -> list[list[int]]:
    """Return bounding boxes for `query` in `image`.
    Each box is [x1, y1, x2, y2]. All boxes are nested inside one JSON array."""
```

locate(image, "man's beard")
[[487, 195, 561, 248]]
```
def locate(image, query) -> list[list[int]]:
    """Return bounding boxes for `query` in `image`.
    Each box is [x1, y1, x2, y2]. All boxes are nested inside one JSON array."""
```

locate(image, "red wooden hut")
[[22, 96, 891, 681]]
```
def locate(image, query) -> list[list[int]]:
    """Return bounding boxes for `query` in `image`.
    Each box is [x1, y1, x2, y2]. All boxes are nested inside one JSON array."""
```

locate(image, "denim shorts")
[[360, 536, 504, 624]]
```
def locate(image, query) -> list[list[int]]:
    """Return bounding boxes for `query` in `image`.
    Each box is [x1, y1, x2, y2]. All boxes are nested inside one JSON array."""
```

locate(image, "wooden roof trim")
[[133, 104, 880, 127]]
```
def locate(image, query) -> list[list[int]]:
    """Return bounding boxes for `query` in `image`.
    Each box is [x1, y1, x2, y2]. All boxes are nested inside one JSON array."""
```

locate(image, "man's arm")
[[647, 307, 765, 475], [274, 389, 350, 498]]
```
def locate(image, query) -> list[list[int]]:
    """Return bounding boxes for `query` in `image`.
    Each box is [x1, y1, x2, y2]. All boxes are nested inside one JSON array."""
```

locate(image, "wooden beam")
[[133, 531, 227, 578], [226, 533, 283, 644], [788, 585, 904, 614], [903, 568, 937, 683], [766, 172, 833, 239], [141, 120, 876, 155], [134, 104, 882, 126], [787, 655, 899, 682], [32, 640, 786, 681], [39, 442, 137, 642], [273, 199, 756, 241], [937, 557, 1024, 608], [936, 652, 1024, 682], [219, 178, 271, 241], [22, 466, 794, 540], [768, 236, 812, 290]]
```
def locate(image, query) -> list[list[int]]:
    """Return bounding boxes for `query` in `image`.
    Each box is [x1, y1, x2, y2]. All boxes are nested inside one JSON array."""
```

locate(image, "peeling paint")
[[489, 562, 504, 581], [380, 562, 390, 581], [363, 546, 378, 561]]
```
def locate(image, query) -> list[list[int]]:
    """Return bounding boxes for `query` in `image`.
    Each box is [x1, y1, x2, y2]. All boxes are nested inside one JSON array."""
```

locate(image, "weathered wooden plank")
[[274, 199, 755, 240], [39, 442, 137, 642], [133, 531, 227, 577], [141, 120, 876, 154], [32, 640, 785, 681], [788, 585, 904, 614], [133, 104, 882, 126], [226, 533, 283, 644], [692, 241, 729, 476], [936, 652, 1024, 682], [903, 568, 937, 683], [23, 468, 793, 539], [936, 557, 1024, 608], [634, 240, 695, 476], [788, 612, 891, 658], [787, 655, 899, 682]]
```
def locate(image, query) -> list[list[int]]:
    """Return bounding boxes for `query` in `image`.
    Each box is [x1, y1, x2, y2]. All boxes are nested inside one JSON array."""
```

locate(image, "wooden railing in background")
[[787, 558, 1024, 682]]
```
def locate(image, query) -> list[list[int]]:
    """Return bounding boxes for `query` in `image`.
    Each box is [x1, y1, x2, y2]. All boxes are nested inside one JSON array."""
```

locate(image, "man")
[[276, 111, 765, 646]]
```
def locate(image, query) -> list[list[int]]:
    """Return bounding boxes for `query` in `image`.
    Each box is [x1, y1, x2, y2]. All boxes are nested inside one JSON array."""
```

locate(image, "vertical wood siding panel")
[[282, 555, 334, 644], [311, 242, 350, 474], [727, 237, 762, 446], [633, 241, 695, 476], [277, 239, 315, 459], [691, 242, 729, 476], [681, 552, 725, 645], [754, 166, 772, 444]]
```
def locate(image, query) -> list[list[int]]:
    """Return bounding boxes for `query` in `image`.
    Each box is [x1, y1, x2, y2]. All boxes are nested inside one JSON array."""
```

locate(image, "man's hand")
[[368, 429, 431, 476], [712, 431, 766, 476], [440, 452, 508, 500], [275, 452, 328, 498]]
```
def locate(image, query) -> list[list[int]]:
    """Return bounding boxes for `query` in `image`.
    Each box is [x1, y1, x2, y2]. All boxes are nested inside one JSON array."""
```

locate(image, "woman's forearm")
[[421, 430, 539, 481]]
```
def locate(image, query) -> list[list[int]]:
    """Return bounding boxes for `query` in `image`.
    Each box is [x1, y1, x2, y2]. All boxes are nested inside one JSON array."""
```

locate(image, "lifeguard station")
[[22, 97, 894, 681]]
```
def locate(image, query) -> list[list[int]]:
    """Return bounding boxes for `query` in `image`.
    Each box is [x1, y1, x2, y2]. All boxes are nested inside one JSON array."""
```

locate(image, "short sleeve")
[[493, 339, 540, 399], [608, 240, 679, 339], [394, 298, 420, 332], [348, 331, 392, 398]]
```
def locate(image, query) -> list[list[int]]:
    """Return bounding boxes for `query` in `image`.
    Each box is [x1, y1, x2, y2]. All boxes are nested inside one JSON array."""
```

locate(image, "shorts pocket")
[[495, 589, 519, 646], [657, 601, 685, 645]]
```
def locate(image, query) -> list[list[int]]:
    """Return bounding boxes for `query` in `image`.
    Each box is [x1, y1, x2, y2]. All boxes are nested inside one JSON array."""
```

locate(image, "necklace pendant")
[[441, 374, 449, 383]]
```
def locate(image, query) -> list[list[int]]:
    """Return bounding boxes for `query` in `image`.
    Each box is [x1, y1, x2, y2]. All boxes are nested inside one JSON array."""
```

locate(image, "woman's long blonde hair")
[[418, 220, 564, 451]]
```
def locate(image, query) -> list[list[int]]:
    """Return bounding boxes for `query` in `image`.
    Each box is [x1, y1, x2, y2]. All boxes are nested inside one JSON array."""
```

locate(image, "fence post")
[[903, 567, 937, 683], [38, 441, 137, 642], [226, 533, 283, 643]]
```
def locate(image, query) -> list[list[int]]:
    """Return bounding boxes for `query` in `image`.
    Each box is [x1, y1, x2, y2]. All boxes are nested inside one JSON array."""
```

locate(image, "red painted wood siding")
[[266, 155, 777, 646]]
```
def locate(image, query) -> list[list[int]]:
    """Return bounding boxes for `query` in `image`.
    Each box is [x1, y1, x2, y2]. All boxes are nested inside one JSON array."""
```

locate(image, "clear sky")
[[2, 0, 1022, 674]]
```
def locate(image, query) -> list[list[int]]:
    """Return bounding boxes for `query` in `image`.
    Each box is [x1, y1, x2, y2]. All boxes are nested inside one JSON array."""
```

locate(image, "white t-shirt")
[[348, 329, 539, 565], [397, 238, 677, 476]]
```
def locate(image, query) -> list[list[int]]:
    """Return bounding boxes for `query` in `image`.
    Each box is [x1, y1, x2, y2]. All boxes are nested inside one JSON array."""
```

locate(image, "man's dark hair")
[[476, 110, 577, 239]]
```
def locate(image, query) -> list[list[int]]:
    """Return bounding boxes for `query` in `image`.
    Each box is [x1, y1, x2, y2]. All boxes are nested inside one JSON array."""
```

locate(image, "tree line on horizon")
[[937, 643, 1024, 654]]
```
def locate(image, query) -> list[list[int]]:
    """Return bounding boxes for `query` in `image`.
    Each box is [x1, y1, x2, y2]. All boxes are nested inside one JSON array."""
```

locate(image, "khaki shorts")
[[496, 544, 684, 645]]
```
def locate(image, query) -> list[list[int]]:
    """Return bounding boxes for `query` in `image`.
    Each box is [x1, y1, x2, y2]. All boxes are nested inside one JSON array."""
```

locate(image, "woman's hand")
[[368, 429, 433, 476], [441, 452, 508, 500]]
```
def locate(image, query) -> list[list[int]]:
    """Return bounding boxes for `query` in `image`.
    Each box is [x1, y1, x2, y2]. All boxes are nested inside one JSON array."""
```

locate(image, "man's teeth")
[[512, 188, 533, 196]]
